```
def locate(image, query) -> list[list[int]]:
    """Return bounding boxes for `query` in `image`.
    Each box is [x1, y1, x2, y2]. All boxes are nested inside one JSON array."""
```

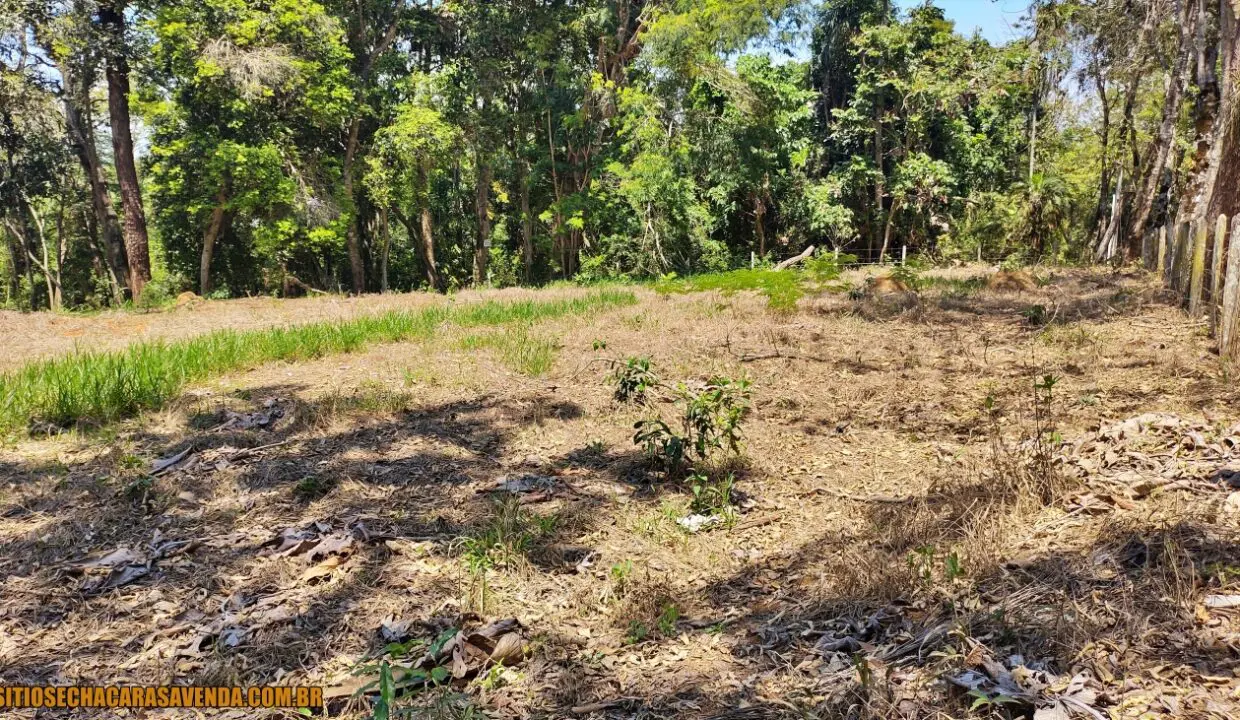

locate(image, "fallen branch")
[[730, 513, 779, 532], [806, 485, 918, 504], [228, 439, 290, 461], [285, 273, 329, 296], [774, 245, 815, 271]]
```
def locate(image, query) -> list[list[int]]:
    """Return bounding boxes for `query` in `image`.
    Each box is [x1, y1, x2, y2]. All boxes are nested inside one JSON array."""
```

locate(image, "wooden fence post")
[[1190, 218, 1209, 315], [1150, 225, 1160, 276], [1170, 222, 1188, 293], [1212, 214, 1229, 335], [1223, 215, 1240, 360]]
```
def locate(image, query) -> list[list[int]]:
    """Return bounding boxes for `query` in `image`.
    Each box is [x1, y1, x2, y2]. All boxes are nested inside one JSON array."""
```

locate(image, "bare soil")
[[2, 268, 1239, 719]]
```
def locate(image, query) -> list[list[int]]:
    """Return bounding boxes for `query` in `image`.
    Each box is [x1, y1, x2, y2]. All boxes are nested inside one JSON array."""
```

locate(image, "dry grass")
[[0, 268, 1238, 719]]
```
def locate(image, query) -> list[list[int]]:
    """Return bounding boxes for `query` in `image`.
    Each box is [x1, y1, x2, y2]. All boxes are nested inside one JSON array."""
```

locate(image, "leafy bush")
[[611, 358, 751, 478], [610, 356, 657, 403], [137, 272, 191, 309], [804, 250, 857, 282], [888, 258, 925, 290]]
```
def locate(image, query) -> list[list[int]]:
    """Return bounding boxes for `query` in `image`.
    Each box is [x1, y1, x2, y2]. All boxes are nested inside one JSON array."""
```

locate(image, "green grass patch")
[[459, 324, 560, 377], [653, 256, 850, 311], [654, 269, 806, 310], [922, 275, 987, 297], [0, 290, 635, 433]]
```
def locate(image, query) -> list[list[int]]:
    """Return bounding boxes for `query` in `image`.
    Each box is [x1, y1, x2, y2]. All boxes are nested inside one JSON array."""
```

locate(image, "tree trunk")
[[7, 203, 59, 311], [420, 204, 440, 291], [379, 208, 390, 293], [474, 159, 491, 285], [2, 223, 21, 304], [63, 78, 127, 303], [1091, 63, 1112, 241], [1129, 0, 1193, 251], [342, 118, 366, 294], [98, 0, 152, 301], [753, 192, 767, 258], [1028, 104, 1038, 182], [200, 187, 229, 295], [520, 163, 533, 283], [1089, 3, 1157, 258], [880, 197, 901, 265], [1202, 0, 1240, 221], [872, 99, 884, 256]]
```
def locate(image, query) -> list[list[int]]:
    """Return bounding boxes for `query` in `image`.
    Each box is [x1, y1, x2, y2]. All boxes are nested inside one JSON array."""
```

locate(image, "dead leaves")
[[64, 532, 200, 594], [326, 617, 528, 702], [261, 524, 355, 564], [950, 642, 1106, 720], [1061, 412, 1240, 505], [145, 439, 292, 479]]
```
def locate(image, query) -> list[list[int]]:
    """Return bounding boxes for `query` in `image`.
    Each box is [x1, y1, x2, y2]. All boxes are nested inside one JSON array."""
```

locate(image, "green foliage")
[[804, 250, 856, 282], [888, 260, 925, 291], [907, 545, 965, 584], [682, 378, 751, 459], [656, 603, 680, 636], [615, 360, 751, 479], [460, 497, 557, 572], [689, 472, 737, 520], [3, 0, 1151, 305], [610, 356, 657, 403], [144, 0, 354, 294], [459, 325, 560, 377]]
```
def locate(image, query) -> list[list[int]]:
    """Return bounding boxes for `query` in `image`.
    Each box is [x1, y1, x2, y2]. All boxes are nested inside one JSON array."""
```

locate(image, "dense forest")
[[1, 0, 1239, 308]]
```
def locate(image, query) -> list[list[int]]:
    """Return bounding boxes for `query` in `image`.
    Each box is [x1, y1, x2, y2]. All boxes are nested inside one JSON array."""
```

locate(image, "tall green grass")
[[0, 290, 636, 432], [459, 324, 560, 377]]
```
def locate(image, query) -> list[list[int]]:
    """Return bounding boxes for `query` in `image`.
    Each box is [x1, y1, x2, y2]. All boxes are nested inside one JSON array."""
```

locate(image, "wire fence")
[[760, 245, 1019, 269]]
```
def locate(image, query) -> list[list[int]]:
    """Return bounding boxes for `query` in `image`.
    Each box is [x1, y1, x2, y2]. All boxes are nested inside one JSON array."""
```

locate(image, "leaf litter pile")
[[1, 272, 1240, 718]]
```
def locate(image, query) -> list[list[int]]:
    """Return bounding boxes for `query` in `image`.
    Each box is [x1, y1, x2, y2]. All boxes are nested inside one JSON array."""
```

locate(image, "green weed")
[[656, 603, 680, 636], [689, 472, 737, 520], [610, 356, 657, 403], [458, 497, 557, 610]]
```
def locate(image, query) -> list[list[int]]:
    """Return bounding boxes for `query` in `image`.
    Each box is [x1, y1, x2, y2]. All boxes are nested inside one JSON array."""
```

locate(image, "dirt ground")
[[2, 267, 1239, 719]]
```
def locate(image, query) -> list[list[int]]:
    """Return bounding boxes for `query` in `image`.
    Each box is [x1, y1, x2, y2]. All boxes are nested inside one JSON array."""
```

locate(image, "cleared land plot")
[[1, 269, 1238, 719]]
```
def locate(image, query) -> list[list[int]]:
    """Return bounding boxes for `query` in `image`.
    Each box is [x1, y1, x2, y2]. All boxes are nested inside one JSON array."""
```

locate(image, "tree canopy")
[[1, 0, 1237, 307]]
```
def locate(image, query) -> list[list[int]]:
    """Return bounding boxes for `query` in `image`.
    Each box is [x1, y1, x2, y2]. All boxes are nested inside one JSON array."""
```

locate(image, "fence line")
[[1159, 212, 1240, 360], [759, 245, 1021, 269]]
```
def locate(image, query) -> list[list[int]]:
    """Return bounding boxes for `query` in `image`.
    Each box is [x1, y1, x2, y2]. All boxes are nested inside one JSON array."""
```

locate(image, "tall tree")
[[97, 0, 151, 299]]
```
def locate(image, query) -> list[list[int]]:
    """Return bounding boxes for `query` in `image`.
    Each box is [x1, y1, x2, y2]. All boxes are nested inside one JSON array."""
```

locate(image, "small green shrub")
[[656, 603, 680, 636], [1021, 304, 1049, 326], [611, 360, 751, 480], [804, 250, 856, 282], [610, 356, 657, 403], [888, 260, 925, 291], [136, 272, 191, 309]]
